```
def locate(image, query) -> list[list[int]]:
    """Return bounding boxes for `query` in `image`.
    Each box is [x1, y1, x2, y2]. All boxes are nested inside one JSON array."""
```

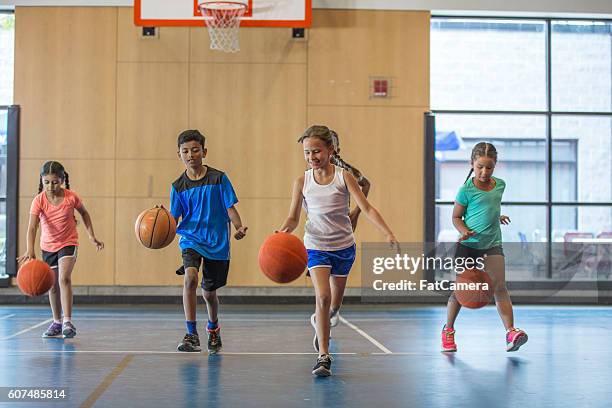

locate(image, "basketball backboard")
[[134, 0, 312, 28]]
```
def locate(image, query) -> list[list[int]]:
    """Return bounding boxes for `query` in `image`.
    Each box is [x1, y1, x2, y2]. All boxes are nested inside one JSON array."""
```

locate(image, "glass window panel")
[[552, 116, 612, 202], [431, 18, 546, 111], [552, 21, 612, 112], [0, 13, 14, 105], [552, 206, 612, 281], [435, 114, 547, 202]]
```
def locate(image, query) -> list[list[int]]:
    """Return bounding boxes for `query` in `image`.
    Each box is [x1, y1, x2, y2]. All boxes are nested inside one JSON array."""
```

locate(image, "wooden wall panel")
[[308, 10, 430, 107], [14, 7, 117, 159], [191, 27, 307, 64], [117, 7, 189, 62], [19, 159, 115, 199], [116, 63, 189, 159], [189, 63, 307, 198], [14, 6, 429, 288], [116, 159, 184, 198]]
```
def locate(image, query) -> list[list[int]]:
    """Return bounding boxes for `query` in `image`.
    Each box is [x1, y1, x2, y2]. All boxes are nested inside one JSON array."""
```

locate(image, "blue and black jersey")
[[170, 166, 238, 260]]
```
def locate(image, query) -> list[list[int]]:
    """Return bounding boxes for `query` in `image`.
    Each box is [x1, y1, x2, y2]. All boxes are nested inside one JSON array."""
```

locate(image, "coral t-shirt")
[[30, 189, 83, 252]]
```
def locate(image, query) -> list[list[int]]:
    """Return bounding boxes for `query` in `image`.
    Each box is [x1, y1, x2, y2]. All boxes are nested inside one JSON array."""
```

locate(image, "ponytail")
[[464, 168, 474, 184]]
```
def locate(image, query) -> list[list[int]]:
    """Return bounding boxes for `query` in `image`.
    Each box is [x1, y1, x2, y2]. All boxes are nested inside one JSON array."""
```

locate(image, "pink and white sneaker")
[[441, 325, 457, 352], [506, 328, 528, 352]]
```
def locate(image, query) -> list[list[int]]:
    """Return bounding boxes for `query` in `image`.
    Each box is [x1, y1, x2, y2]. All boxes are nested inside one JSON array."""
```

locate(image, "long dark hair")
[[465, 142, 498, 183], [38, 161, 70, 193]]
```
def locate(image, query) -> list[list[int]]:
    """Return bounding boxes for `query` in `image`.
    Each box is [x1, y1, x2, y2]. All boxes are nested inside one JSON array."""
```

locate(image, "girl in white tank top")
[[302, 165, 354, 251], [278, 125, 398, 377]]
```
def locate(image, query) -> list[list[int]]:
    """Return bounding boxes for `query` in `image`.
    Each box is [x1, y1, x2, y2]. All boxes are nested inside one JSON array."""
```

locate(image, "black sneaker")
[[312, 354, 333, 377], [207, 327, 222, 354], [177, 333, 201, 352]]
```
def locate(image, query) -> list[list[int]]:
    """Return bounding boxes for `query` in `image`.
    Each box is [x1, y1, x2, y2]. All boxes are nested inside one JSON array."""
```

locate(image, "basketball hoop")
[[199, 1, 247, 53]]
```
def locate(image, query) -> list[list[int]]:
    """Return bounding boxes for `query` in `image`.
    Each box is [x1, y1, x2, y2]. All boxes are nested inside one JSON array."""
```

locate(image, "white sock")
[[63, 317, 72, 323]]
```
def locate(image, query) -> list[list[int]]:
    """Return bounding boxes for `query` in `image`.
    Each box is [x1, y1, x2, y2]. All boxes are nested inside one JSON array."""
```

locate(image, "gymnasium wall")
[[14, 7, 429, 289]]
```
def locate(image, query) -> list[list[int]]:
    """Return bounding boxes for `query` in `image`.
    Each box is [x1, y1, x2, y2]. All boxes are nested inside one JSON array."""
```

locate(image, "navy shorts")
[[181, 248, 230, 292], [307, 244, 356, 277], [42, 246, 78, 270]]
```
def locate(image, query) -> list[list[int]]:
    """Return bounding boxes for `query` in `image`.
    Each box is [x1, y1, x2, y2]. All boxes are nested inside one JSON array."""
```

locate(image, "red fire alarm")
[[370, 77, 391, 98]]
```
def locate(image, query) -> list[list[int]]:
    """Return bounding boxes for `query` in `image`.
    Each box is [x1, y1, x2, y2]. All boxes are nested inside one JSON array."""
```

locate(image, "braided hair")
[[38, 161, 70, 193], [329, 130, 365, 183], [465, 142, 498, 183]]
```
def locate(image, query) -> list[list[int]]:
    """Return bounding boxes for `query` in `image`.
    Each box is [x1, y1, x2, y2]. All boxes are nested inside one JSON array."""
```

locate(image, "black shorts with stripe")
[[42, 245, 78, 270]]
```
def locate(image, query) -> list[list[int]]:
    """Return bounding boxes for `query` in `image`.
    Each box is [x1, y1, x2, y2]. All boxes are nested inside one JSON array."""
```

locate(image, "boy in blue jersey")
[[170, 129, 248, 353]]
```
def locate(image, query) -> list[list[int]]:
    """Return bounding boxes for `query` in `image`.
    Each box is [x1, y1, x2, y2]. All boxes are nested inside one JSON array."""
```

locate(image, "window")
[[0, 11, 14, 279], [430, 17, 612, 282]]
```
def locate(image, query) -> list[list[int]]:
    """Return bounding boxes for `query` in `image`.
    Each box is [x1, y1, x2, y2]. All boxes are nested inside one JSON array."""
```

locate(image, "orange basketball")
[[135, 205, 177, 249], [258, 233, 307, 284], [455, 268, 495, 309], [17, 259, 55, 297]]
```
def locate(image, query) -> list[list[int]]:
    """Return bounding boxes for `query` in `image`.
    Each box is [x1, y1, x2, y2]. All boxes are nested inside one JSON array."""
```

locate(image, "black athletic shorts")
[[179, 248, 230, 292], [42, 245, 78, 270], [454, 243, 504, 261]]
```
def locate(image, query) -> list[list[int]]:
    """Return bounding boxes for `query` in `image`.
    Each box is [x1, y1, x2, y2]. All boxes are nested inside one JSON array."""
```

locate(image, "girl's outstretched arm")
[[278, 176, 305, 233], [76, 205, 104, 251], [344, 171, 397, 247], [17, 214, 40, 264]]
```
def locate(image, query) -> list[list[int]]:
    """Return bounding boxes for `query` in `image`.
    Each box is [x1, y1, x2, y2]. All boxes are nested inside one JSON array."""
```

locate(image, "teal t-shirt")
[[455, 176, 505, 250]]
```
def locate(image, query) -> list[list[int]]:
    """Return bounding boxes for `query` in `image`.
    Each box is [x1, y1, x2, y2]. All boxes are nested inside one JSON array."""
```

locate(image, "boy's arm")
[[278, 176, 305, 233], [344, 171, 397, 247], [76, 205, 104, 251], [228, 206, 247, 240]]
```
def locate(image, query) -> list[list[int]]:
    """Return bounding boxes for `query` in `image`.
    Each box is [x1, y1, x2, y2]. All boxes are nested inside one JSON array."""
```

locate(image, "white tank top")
[[302, 166, 355, 251]]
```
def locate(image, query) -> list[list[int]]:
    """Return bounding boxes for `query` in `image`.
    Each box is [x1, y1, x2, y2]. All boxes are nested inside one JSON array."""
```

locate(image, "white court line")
[[339, 316, 393, 354], [5, 350, 359, 355], [0, 314, 16, 320], [1, 318, 52, 340]]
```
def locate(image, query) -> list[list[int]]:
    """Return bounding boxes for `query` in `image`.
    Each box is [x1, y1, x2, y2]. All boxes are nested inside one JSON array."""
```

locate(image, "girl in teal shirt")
[[441, 142, 528, 353]]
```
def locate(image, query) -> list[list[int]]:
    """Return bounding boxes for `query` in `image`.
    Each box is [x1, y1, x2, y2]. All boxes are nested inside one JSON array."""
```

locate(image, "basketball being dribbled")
[[17, 259, 55, 297], [258, 233, 308, 283], [455, 268, 495, 309], [135, 205, 177, 249]]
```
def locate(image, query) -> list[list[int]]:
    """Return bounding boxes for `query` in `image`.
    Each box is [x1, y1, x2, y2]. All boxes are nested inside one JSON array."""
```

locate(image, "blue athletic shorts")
[[307, 244, 356, 277]]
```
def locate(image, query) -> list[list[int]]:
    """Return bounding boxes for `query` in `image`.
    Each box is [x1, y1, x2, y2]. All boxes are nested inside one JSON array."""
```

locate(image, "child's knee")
[[59, 275, 71, 287], [202, 290, 217, 302], [316, 292, 332, 308], [183, 273, 198, 290]]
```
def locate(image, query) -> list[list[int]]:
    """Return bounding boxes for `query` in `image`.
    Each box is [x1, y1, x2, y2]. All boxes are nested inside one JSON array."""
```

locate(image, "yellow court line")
[[80, 354, 134, 408]]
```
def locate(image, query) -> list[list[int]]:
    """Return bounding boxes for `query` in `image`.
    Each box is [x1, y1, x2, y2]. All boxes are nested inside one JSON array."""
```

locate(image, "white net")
[[199, 2, 247, 53]]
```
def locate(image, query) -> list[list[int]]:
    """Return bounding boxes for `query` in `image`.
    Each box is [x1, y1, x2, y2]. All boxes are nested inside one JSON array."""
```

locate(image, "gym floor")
[[1, 304, 611, 407]]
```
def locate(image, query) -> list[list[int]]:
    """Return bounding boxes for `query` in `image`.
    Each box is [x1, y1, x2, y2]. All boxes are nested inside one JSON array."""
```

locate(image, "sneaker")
[[330, 309, 340, 328], [207, 327, 222, 354], [42, 322, 62, 338], [177, 333, 201, 352], [62, 322, 77, 339], [506, 328, 528, 352], [312, 354, 333, 377], [441, 325, 457, 352]]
